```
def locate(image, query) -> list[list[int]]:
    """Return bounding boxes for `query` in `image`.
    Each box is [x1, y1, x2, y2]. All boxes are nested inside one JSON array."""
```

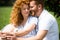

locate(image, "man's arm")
[[33, 30, 48, 40], [15, 17, 38, 37], [15, 24, 36, 37], [16, 30, 48, 40]]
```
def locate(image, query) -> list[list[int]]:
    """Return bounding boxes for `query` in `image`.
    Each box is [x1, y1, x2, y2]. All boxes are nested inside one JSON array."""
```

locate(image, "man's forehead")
[[30, 1, 36, 5]]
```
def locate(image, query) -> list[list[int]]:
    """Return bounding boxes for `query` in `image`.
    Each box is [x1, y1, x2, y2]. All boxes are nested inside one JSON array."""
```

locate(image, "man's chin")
[[31, 12, 35, 16]]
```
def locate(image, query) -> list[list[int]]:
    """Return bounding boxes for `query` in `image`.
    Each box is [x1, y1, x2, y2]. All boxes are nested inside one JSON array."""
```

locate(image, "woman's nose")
[[30, 8, 31, 11], [26, 9, 29, 12]]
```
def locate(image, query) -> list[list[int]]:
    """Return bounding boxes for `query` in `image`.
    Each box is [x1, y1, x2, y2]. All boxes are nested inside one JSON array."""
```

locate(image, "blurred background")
[[0, 0, 60, 40]]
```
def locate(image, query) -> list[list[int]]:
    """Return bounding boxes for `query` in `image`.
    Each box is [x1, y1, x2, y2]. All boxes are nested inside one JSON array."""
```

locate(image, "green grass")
[[0, 7, 60, 40], [0, 7, 12, 29]]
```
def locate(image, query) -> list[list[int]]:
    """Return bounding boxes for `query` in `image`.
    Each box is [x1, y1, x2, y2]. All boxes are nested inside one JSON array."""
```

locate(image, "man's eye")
[[30, 6, 33, 8]]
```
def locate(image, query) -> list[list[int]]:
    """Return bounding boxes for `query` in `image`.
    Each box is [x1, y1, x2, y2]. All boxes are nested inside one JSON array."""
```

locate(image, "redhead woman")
[[0, 0, 38, 39]]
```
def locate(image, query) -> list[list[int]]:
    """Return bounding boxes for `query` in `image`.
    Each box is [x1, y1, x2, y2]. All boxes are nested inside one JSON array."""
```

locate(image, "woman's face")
[[21, 4, 30, 17]]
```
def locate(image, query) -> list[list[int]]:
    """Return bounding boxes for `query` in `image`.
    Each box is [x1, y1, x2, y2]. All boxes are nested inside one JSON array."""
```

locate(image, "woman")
[[0, 0, 37, 38]]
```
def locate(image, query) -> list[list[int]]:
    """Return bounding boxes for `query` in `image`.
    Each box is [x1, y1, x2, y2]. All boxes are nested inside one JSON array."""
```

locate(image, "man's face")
[[30, 1, 38, 15]]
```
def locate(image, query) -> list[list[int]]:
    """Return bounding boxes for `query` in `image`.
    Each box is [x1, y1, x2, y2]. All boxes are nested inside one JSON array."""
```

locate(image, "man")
[[17, 0, 59, 40]]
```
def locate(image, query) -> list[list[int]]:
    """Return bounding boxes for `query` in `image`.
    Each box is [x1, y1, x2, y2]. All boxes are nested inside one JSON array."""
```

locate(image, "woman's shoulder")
[[4, 23, 15, 28], [1, 23, 15, 32], [5, 23, 14, 26]]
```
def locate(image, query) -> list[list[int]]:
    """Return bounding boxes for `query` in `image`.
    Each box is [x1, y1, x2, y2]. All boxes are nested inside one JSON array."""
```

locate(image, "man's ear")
[[38, 4, 41, 9]]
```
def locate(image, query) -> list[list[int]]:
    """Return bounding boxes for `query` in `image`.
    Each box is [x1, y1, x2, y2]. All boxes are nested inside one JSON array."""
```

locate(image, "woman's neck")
[[21, 16, 28, 26], [24, 16, 28, 20]]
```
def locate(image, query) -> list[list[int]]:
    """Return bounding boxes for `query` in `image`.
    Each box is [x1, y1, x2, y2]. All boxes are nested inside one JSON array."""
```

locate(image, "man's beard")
[[30, 11, 36, 16]]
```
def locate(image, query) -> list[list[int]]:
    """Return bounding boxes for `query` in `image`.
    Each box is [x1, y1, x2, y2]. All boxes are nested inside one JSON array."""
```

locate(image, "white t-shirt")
[[36, 9, 59, 40], [2, 16, 38, 38]]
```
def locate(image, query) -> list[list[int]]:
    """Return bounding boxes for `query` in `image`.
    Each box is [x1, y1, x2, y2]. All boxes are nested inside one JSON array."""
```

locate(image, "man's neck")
[[36, 9, 43, 17]]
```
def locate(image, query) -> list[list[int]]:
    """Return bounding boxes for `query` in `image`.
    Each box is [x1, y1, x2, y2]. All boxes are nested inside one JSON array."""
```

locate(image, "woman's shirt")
[[1, 16, 38, 38]]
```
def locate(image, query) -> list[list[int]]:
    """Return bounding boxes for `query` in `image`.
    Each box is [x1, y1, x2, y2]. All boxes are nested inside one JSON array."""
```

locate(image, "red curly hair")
[[10, 0, 29, 26]]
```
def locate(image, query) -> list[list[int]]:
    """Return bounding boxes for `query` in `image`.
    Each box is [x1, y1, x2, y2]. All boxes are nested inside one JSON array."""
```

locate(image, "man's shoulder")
[[39, 9, 55, 20]]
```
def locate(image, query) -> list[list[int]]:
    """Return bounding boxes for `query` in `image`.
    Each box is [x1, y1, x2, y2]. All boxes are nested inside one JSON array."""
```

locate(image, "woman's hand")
[[0, 31, 7, 37], [6, 34, 16, 40]]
